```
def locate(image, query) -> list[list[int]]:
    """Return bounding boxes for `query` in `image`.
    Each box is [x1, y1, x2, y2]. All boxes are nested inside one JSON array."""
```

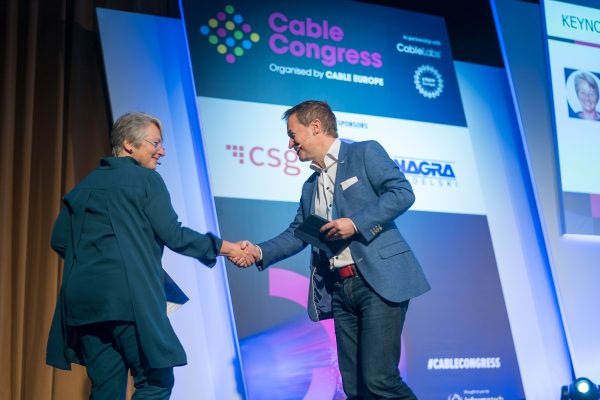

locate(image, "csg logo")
[[226, 144, 301, 176]]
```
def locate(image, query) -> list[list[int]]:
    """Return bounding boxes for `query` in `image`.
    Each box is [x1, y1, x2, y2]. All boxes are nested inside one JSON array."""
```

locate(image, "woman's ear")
[[123, 139, 135, 154]]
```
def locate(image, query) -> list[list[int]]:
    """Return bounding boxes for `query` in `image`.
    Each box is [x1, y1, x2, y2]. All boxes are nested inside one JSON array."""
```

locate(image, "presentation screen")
[[180, 0, 524, 398], [542, 0, 600, 235]]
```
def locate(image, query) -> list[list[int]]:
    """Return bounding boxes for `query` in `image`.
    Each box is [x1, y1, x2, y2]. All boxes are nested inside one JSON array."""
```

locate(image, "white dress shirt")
[[310, 139, 356, 269]]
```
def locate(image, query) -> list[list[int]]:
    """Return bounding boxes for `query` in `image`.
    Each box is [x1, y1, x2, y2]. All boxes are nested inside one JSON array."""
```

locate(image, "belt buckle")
[[337, 264, 356, 280]]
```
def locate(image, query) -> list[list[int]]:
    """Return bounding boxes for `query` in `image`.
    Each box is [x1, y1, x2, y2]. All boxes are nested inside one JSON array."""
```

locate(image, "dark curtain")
[[0, 0, 179, 398]]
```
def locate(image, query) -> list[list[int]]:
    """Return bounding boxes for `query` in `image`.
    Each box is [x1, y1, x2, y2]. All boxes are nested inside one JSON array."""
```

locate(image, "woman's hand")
[[220, 240, 257, 268]]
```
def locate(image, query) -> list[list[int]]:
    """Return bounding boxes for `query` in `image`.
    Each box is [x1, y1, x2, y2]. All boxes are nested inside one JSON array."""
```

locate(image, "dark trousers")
[[332, 275, 416, 399], [73, 321, 174, 400]]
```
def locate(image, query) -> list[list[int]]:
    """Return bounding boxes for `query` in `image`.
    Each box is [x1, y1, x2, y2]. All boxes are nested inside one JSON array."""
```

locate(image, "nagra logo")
[[226, 144, 301, 176], [394, 156, 457, 188], [199, 5, 260, 63]]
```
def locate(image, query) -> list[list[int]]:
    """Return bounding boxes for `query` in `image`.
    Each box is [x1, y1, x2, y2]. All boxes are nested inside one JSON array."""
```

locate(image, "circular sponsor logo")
[[448, 394, 462, 400], [414, 65, 444, 99]]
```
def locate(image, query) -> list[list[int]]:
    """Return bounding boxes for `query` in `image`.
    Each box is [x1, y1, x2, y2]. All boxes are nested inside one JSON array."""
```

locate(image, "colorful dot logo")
[[199, 5, 260, 64]]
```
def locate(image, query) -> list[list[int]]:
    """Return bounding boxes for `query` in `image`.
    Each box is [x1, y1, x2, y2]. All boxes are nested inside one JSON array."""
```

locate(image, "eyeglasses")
[[143, 138, 164, 150]]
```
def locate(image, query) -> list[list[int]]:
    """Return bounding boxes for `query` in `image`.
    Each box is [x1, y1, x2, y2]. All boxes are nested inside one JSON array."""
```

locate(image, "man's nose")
[[288, 138, 294, 149]]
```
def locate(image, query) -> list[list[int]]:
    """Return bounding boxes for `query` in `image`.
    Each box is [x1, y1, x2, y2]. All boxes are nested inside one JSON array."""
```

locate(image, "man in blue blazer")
[[240, 101, 430, 399]]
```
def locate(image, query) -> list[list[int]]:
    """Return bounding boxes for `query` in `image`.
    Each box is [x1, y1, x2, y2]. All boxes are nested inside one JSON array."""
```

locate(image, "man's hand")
[[320, 218, 356, 240], [221, 240, 256, 268], [240, 240, 262, 263]]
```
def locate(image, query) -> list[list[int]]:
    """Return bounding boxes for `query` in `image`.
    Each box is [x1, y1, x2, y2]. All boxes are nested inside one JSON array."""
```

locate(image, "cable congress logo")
[[199, 5, 260, 63]]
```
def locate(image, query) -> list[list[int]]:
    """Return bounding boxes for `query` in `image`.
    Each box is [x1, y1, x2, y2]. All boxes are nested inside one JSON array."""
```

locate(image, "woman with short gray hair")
[[46, 112, 253, 399]]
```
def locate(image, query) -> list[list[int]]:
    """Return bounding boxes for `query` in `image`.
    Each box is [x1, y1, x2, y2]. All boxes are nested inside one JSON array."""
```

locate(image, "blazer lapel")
[[307, 172, 318, 215], [332, 141, 350, 219]]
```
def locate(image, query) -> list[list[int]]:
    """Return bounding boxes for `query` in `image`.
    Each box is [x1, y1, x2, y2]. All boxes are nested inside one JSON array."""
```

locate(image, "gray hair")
[[282, 100, 338, 138], [110, 112, 162, 156], [575, 71, 599, 98]]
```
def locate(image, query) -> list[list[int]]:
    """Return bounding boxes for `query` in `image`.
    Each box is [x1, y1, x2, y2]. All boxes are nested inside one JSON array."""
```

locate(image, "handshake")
[[219, 218, 357, 268], [221, 240, 261, 268]]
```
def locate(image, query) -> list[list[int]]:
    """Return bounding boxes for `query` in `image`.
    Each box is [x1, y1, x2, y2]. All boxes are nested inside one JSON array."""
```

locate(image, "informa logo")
[[199, 5, 260, 63], [414, 64, 444, 99], [448, 390, 505, 400]]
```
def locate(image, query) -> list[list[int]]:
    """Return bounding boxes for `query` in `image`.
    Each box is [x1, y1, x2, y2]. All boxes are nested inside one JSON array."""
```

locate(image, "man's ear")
[[311, 119, 322, 135]]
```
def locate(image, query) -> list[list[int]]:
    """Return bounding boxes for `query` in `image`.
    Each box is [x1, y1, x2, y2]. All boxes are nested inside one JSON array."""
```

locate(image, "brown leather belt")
[[336, 264, 358, 280]]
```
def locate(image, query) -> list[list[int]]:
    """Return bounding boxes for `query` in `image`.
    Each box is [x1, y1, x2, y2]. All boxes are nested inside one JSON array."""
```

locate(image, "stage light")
[[561, 377, 600, 400]]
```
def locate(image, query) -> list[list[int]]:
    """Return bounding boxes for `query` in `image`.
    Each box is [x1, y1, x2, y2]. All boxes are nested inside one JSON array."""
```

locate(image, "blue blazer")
[[259, 140, 430, 321]]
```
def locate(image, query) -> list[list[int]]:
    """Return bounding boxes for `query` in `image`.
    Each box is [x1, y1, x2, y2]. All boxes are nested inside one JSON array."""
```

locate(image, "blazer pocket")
[[378, 240, 411, 259], [340, 176, 359, 190]]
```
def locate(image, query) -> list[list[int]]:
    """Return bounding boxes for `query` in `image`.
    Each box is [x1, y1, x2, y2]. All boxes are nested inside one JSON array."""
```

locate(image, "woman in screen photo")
[[573, 71, 600, 121]]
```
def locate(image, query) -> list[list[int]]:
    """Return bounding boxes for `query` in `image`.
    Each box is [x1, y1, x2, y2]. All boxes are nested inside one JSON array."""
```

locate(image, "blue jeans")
[[332, 275, 416, 399], [74, 321, 174, 400]]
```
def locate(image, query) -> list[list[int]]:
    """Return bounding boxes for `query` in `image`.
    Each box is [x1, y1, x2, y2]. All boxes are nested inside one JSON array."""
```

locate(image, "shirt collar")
[[99, 156, 140, 168], [310, 139, 341, 174]]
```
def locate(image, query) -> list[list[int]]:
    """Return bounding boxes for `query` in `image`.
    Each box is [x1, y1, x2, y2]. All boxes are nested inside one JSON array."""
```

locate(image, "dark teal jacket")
[[47, 157, 222, 369]]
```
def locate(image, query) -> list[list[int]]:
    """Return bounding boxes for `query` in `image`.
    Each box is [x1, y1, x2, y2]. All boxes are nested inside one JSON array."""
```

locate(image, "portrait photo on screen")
[[565, 68, 600, 121]]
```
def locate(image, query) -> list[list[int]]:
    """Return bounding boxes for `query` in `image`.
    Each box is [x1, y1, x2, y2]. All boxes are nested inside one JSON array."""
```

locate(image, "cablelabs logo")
[[414, 65, 444, 99], [199, 5, 260, 63]]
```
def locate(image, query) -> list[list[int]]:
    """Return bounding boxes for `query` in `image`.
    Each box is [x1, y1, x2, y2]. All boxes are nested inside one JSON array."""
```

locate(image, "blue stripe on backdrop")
[[97, 8, 247, 399]]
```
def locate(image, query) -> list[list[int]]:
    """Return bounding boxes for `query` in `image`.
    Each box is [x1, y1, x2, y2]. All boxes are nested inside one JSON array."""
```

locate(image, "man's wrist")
[[255, 244, 263, 262], [349, 219, 358, 234]]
